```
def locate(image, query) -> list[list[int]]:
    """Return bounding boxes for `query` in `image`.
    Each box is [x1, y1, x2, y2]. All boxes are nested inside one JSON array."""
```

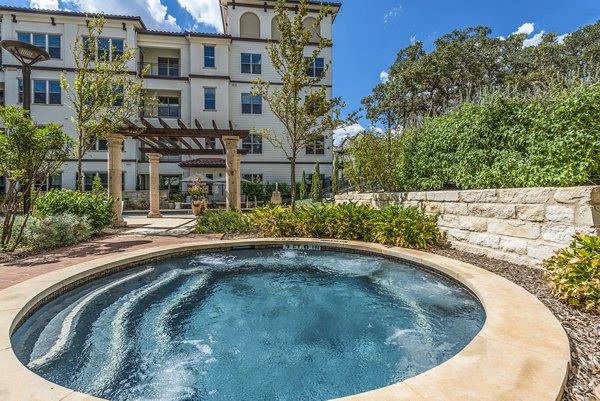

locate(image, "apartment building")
[[0, 0, 340, 193]]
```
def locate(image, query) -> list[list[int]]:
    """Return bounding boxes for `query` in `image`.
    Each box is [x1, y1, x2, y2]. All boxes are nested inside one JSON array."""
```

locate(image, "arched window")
[[271, 16, 281, 40], [303, 17, 320, 42], [240, 12, 261, 39]]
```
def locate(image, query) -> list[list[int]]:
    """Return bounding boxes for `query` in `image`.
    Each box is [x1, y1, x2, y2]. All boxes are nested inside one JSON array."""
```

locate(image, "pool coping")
[[0, 238, 570, 401]]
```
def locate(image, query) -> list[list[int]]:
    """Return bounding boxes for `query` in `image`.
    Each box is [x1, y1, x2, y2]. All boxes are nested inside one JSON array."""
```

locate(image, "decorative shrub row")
[[35, 189, 115, 232], [252, 203, 439, 249], [544, 234, 600, 313], [196, 210, 253, 234], [399, 81, 600, 190]]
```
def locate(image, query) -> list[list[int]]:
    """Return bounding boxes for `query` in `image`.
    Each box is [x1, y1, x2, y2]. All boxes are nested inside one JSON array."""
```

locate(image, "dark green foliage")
[[544, 234, 600, 313], [242, 181, 264, 201], [196, 210, 252, 234], [311, 162, 322, 202], [299, 171, 308, 200], [35, 190, 115, 232], [252, 203, 439, 249], [398, 80, 600, 190]]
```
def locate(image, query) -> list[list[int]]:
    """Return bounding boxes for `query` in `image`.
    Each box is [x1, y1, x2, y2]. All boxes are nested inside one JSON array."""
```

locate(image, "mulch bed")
[[428, 246, 599, 401]]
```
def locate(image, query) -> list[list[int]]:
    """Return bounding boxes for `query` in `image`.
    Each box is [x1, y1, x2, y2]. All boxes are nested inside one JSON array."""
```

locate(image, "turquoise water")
[[12, 248, 485, 401]]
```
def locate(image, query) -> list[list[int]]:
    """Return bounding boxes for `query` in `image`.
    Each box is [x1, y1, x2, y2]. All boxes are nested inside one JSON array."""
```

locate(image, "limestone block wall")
[[335, 186, 600, 267], [124, 190, 170, 210]]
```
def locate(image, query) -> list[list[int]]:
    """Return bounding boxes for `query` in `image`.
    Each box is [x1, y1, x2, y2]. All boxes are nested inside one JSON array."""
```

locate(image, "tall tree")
[[0, 106, 73, 251], [62, 16, 148, 191], [331, 153, 340, 196], [253, 0, 344, 207], [311, 161, 322, 202], [299, 170, 308, 200]]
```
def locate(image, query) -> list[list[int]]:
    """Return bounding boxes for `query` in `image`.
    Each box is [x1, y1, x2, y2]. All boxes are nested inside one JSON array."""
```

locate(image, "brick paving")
[[0, 233, 223, 290]]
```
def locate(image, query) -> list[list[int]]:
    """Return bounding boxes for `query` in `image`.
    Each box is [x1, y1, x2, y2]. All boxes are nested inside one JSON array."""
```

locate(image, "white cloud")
[[63, 0, 179, 31], [557, 33, 568, 44], [512, 22, 535, 36], [333, 123, 365, 148], [30, 0, 59, 9], [380, 71, 389, 83], [384, 5, 402, 24], [523, 31, 545, 47], [176, 0, 223, 33]]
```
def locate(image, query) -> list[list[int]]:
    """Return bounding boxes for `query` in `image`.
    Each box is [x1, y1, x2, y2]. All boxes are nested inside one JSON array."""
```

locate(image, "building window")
[[157, 97, 180, 118], [32, 80, 61, 105], [158, 57, 180, 77], [307, 57, 325, 78], [241, 53, 261, 74], [17, 32, 61, 59], [48, 173, 62, 190], [204, 46, 215, 68], [92, 140, 108, 151], [113, 85, 124, 107], [242, 133, 262, 154], [83, 36, 124, 61], [306, 136, 325, 154], [204, 88, 216, 110], [242, 174, 263, 183], [17, 79, 23, 103], [83, 172, 108, 192], [242, 93, 262, 114]]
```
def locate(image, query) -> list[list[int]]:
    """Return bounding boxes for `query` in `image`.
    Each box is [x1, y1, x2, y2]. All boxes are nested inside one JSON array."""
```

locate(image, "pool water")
[[12, 248, 485, 401]]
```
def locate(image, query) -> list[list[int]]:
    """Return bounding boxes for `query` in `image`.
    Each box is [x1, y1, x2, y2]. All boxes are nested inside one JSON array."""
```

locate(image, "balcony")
[[139, 61, 181, 78]]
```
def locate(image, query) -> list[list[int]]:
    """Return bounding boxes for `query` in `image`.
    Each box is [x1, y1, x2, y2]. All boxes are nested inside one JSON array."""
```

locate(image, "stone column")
[[223, 136, 241, 210], [147, 153, 163, 218], [107, 134, 126, 226], [236, 152, 242, 208]]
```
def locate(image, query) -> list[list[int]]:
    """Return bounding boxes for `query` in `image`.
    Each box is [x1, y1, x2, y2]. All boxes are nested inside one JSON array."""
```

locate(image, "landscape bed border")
[[0, 238, 570, 401]]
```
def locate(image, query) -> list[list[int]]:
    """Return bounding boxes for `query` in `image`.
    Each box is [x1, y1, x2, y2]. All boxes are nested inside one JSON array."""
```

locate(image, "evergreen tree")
[[332, 154, 340, 196], [311, 161, 322, 202], [299, 171, 308, 200]]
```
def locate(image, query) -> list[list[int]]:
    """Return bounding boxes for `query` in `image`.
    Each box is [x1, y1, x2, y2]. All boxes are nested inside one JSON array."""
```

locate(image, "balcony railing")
[[139, 62, 181, 78]]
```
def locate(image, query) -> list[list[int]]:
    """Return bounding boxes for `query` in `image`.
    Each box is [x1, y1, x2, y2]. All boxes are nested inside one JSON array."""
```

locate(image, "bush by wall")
[[400, 81, 600, 190], [35, 190, 115, 232], [252, 203, 439, 249], [196, 210, 252, 234], [544, 234, 600, 313]]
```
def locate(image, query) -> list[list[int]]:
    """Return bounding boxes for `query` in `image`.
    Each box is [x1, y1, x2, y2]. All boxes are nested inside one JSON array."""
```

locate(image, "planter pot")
[[192, 199, 208, 216], [168, 202, 175, 209], [174, 202, 182, 210]]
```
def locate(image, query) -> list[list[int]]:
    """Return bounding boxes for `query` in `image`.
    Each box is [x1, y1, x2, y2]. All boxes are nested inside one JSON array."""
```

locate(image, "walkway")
[[0, 233, 222, 291], [123, 214, 197, 236]]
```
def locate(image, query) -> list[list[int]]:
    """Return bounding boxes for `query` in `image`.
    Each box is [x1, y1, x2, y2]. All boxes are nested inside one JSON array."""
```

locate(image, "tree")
[[299, 171, 308, 200], [0, 106, 73, 251], [311, 161, 322, 202], [62, 16, 149, 191], [332, 153, 340, 196], [253, 0, 344, 207]]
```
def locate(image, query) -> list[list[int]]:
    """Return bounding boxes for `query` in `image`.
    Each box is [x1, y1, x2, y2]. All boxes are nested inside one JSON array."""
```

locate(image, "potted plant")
[[188, 178, 209, 216], [171, 193, 185, 209]]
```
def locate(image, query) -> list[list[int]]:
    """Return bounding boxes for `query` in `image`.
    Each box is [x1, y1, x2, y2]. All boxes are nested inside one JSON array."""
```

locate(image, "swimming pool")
[[12, 247, 485, 401]]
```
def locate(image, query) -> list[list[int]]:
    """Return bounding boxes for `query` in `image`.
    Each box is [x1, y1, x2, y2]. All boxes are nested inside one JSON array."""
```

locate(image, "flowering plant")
[[188, 178, 208, 199]]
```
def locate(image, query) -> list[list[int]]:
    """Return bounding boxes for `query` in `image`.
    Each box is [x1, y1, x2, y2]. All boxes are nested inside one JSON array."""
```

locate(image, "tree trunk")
[[290, 155, 297, 209]]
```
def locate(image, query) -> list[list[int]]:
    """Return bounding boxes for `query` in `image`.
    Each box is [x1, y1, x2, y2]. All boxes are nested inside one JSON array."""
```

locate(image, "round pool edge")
[[0, 238, 571, 401]]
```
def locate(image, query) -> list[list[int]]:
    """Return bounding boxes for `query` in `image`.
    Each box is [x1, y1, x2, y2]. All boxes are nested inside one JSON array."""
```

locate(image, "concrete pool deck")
[[0, 239, 570, 401]]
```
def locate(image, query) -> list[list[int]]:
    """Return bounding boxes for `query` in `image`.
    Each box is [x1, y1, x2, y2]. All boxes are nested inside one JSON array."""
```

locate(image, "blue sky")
[[9, 0, 600, 122]]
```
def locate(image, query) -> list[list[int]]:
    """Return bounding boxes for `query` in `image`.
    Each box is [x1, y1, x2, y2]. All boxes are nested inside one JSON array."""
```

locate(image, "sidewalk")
[[0, 233, 222, 290]]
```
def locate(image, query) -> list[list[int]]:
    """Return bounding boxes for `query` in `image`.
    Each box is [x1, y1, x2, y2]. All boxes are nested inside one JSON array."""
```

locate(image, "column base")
[[112, 219, 127, 228], [147, 212, 163, 218]]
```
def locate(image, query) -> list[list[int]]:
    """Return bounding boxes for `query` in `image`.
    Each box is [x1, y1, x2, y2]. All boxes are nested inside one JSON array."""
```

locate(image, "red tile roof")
[[179, 158, 226, 168]]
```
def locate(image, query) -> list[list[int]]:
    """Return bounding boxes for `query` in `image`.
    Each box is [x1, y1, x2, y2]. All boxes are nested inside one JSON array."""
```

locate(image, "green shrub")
[[35, 190, 115, 232], [544, 234, 600, 312], [196, 210, 252, 234], [398, 81, 600, 191], [23, 214, 93, 251], [252, 203, 439, 249]]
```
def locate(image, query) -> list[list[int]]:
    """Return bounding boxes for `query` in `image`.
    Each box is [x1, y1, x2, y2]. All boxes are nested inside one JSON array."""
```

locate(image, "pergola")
[[108, 118, 249, 224]]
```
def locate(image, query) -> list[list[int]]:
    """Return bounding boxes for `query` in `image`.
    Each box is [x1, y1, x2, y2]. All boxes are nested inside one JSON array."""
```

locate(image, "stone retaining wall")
[[335, 186, 600, 267], [124, 190, 170, 210]]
